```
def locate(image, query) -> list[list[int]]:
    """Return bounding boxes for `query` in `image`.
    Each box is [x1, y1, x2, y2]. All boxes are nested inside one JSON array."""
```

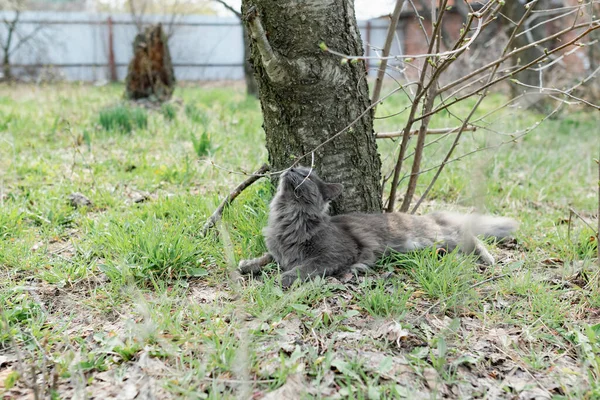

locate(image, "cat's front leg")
[[280, 262, 330, 288], [459, 235, 495, 265], [280, 268, 301, 288], [238, 253, 274, 275], [471, 239, 495, 265]]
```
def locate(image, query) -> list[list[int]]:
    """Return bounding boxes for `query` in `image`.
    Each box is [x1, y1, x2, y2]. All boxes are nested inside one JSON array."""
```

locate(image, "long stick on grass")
[[597, 156, 600, 266], [201, 163, 270, 237]]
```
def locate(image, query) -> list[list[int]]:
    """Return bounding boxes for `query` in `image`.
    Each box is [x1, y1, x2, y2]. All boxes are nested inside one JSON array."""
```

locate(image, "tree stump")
[[125, 24, 175, 102]]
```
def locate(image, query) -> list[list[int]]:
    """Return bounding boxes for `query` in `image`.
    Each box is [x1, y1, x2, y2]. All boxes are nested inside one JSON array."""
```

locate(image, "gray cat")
[[239, 166, 517, 288]]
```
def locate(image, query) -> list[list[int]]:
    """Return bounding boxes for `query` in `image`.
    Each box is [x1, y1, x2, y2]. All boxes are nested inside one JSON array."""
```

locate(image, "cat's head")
[[276, 166, 343, 215]]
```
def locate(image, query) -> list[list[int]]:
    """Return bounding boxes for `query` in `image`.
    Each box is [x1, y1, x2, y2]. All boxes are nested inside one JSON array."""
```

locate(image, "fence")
[[0, 11, 401, 82]]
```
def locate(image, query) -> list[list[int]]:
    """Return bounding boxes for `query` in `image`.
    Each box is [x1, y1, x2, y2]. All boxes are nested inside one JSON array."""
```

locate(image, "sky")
[[213, 0, 397, 20]]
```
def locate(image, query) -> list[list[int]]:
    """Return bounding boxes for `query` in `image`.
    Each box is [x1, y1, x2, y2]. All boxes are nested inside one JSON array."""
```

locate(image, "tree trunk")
[[242, 25, 258, 97], [241, 0, 382, 214], [2, 55, 11, 81]]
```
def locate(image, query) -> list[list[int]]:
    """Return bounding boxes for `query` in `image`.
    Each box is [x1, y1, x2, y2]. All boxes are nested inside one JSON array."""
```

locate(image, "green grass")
[[0, 82, 598, 399], [160, 102, 177, 122], [98, 103, 148, 133]]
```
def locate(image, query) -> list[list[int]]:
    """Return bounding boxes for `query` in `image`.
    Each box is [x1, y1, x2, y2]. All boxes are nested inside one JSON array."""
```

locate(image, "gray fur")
[[239, 166, 518, 287]]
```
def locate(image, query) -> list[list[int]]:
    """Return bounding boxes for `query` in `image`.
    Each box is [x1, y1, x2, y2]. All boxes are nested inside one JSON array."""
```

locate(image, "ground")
[[0, 83, 599, 399]]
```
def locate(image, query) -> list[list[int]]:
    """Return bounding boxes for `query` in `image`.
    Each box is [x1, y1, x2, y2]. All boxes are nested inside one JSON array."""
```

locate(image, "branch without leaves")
[[371, 0, 406, 109], [212, 0, 242, 18], [200, 163, 270, 237], [375, 126, 477, 139]]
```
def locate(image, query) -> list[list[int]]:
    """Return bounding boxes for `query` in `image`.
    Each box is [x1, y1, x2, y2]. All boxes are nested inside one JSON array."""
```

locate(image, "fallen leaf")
[[374, 321, 412, 344]]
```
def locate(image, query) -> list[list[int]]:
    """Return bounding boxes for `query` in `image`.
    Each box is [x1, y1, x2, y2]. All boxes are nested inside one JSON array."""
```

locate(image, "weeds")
[[184, 103, 208, 126], [389, 248, 480, 310], [161, 103, 177, 121], [98, 104, 148, 133], [191, 130, 213, 158], [358, 279, 412, 318]]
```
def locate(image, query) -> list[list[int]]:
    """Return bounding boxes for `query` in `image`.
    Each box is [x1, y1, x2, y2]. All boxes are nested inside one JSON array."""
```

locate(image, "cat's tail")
[[464, 214, 518, 240], [433, 212, 518, 240]]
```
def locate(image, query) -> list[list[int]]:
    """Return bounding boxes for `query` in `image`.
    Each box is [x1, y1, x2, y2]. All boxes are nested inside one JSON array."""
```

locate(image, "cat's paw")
[[475, 246, 495, 265], [238, 259, 256, 274], [280, 271, 299, 289], [349, 263, 372, 274]]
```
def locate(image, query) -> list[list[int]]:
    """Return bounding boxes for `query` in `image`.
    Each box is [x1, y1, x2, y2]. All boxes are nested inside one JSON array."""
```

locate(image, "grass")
[[98, 103, 148, 133], [0, 82, 598, 399]]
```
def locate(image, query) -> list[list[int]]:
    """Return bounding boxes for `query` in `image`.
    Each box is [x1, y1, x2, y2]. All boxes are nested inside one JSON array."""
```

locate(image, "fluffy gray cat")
[[239, 166, 517, 288]]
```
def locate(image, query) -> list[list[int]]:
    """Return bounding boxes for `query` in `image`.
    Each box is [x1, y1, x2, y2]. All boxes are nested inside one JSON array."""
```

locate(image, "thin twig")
[[569, 207, 599, 235], [416, 22, 600, 125], [436, 18, 600, 95], [324, 11, 484, 61], [511, 80, 600, 110], [375, 126, 477, 139], [294, 152, 315, 191], [211, 0, 242, 18], [200, 164, 270, 237], [371, 0, 406, 110], [400, 82, 437, 212], [385, 0, 486, 212]]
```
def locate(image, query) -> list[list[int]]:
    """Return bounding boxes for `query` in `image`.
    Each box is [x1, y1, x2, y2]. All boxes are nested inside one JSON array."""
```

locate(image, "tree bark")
[[241, 0, 382, 214], [2, 56, 11, 81], [242, 25, 258, 97]]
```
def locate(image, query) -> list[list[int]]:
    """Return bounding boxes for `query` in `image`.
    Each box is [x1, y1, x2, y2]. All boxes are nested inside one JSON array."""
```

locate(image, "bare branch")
[[244, 6, 289, 83], [387, 0, 454, 212], [325, 12, 484, 62], [569, 207, 599, 236], [415, 23, 600, 124], [511, 80, 600, 110], [127, 0, 144, 33], [8, 23, 46, 56], [409, 0, 541, 213], [371, 0, 406, 110], [200, 163, 270, 237], [437, 18, 600, 95], [212, 0, 242, 18], [400, 83, 437, 212], [376, 126, 477, 139], [406, 0, 430, 45]]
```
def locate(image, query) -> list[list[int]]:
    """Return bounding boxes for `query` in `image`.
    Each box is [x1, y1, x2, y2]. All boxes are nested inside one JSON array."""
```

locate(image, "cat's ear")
[[323, 183, 343, 201]]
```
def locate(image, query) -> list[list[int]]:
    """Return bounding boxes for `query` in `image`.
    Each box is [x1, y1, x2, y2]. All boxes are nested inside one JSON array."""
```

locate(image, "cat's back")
[[332, 212, 413, 230], [332, 212, 415, 245]]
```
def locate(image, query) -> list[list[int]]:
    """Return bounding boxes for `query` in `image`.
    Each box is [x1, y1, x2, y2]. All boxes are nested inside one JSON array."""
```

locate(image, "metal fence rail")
[[0, 11, 400, 82]]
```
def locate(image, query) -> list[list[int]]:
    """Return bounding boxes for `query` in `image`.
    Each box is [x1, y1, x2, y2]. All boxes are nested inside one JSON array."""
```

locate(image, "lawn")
[[0, 82, 599, 399]]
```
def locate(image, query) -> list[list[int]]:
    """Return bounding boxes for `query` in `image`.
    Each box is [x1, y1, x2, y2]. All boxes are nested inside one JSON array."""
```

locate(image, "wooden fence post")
[[107, 16, 117, 82]]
